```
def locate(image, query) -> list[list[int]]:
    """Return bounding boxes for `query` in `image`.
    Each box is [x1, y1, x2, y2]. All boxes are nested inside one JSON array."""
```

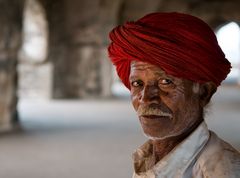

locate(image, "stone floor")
[[0, 85, 239, 178]]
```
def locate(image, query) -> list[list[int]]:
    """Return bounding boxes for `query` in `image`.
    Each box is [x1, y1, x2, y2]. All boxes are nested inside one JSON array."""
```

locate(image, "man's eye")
[[131, 80, 143, 87], [159, 78, 173, 85]]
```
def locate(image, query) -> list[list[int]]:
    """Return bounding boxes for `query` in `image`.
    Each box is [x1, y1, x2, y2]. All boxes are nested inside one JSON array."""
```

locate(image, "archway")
[[216, 22, 240, 84], [18, 0, 52, 99]]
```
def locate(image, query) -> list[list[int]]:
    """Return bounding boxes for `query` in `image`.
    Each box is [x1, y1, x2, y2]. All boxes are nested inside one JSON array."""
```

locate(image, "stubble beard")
[[139, 101, 203, 141]]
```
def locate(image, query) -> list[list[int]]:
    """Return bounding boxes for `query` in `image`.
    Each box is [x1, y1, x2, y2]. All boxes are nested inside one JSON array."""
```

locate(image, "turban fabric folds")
[[108, 12, 231, 89]]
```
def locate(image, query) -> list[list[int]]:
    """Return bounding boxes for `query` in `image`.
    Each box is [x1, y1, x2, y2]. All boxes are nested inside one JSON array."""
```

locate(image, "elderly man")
[[108, 12, 240, 177]]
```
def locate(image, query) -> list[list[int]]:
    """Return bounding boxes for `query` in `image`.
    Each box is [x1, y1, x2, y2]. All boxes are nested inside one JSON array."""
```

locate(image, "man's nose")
[[140, 84, 160, 103]]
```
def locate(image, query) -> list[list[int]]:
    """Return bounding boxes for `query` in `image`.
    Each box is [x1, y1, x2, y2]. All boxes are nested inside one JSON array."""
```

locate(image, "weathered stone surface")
[[0, 0, 23, 131], [40, 0, 124, 98], [0, 66, 18, 131], [119, 0, 162, 23], [62, 46, 102, 98], [17, 0, 52, 100], [0, 0, 239, 131], [17, 62, 53, 99], [36, 0, 240, 99], [99, 47, 113, 98]]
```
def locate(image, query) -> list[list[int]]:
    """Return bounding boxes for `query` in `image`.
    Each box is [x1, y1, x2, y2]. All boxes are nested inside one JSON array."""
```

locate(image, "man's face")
[[129, 61, 203, 140]]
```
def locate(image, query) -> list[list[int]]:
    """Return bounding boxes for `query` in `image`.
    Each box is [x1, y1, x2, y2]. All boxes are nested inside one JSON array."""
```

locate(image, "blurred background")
[[0, 0, 240, 177]]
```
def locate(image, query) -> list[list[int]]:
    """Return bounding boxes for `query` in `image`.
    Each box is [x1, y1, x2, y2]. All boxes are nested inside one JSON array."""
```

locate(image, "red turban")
[[108, 12, 231, 89]]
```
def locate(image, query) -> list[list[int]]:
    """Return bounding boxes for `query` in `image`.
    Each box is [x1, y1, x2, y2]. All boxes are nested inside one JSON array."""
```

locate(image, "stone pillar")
[[0, 0, 23, 131], [41, 0, 123, 98], [40, 0, 69, 98]]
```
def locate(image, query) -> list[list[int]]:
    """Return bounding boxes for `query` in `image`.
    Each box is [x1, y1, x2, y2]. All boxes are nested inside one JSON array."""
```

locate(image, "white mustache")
[[137, 106, 172, 118]]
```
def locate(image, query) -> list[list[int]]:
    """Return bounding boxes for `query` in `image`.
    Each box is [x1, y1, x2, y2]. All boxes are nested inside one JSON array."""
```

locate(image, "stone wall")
[[28, 0, 240, 99], [119, 0, 240, 28], [40, 0, 121, 98], [0, 0, 240, 129], [0, 0, 23, 131], [18, 0, 51, 99]]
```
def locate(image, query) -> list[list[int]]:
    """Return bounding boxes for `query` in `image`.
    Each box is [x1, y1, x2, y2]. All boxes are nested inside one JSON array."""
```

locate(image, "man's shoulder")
[[193, 131, 240, 177]]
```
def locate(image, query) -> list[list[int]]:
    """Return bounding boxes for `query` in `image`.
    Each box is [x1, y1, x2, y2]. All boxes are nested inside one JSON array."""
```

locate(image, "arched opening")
[[216, 22, 240, 84], [18, 0, 52, 99], [111, 69, 130, 98]]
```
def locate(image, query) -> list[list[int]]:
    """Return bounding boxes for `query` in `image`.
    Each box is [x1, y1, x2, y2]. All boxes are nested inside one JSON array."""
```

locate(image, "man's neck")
[[152, 137, 182, 163], [151, 120, 203, 163]]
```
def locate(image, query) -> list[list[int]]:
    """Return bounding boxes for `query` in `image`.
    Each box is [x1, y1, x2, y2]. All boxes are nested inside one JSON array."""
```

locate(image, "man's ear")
[[199, 82, 217, 107]]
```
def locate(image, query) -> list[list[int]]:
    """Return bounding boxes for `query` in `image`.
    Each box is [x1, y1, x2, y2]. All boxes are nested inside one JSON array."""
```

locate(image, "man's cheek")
[[131, 97, 139, 111]]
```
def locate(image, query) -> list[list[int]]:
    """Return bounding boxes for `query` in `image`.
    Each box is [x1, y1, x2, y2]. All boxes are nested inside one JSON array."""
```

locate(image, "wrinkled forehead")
[[130, 60, 164, 73]]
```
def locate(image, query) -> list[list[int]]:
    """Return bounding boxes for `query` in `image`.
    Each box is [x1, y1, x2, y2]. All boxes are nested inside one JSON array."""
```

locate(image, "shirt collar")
[[132, 122, 210, 177]]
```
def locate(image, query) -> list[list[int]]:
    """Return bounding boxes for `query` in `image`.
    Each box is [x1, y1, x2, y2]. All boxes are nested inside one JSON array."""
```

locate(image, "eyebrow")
[[129, 75, 138, 81], [154, 71, 165, 75]]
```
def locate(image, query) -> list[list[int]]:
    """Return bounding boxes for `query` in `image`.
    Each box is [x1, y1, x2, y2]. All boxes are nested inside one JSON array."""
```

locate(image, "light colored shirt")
[[132, 122, 240, 178]]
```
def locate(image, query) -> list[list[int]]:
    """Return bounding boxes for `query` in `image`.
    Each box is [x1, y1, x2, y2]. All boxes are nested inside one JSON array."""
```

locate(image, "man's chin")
[[143, 133, 165, 141], [142, 130, 182, 141], [139, 116, 172, 129]]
